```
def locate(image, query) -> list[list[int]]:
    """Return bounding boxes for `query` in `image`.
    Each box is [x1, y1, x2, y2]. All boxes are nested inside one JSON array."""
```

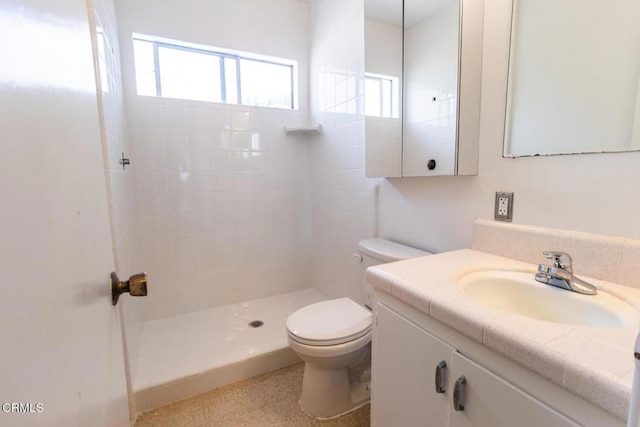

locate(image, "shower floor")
[[132, 288, 326, 414]]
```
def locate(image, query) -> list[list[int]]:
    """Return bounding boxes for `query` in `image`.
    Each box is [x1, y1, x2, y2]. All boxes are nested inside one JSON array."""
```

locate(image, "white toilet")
[[286, 238, 429, 419]]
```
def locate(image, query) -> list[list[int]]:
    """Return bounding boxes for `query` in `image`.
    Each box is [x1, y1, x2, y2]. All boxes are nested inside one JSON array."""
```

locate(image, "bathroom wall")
[[115, 0, 312, 321], [89, 0, 141, 420], [309, 0, 379, 303], [379, 0, 640, 255]]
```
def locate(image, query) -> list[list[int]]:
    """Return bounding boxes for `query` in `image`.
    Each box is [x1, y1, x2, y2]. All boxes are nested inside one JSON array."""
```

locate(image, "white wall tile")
[[131, 126, 163, 150], [185, 106, 209, 129], [92, 0, 142, 420], [188, 129, 211, 151], [308, 0, 379, 304], [161, 105, 186, 128], [163, 128, 188, 150], [230, 110, 251, 131]]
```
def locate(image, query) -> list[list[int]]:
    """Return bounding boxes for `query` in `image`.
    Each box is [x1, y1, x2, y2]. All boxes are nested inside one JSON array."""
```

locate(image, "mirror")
[[504, 0, 640, 157], [364, 0, 403, 177], [402, 0, 459, 176], [364, 0, 482, 178]]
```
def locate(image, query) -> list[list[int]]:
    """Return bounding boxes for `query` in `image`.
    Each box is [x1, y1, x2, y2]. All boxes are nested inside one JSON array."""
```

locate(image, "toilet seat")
[[286, 298, 372, 346]]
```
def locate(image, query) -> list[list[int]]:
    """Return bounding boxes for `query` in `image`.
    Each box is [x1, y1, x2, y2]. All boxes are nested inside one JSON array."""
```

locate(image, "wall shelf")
[[284, 125, 323, 135]]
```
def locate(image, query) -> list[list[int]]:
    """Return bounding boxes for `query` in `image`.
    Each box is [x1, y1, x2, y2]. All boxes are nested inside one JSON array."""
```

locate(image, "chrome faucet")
[[534, 251, 597, 295]]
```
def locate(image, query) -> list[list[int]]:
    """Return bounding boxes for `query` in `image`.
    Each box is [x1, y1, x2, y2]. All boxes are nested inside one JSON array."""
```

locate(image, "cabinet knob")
[[453, 375, 466, 411], [435, 360, 447, 394]]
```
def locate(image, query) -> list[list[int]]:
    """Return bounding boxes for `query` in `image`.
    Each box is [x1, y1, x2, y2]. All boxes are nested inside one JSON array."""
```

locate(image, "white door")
[[0, 1, 129, 426]]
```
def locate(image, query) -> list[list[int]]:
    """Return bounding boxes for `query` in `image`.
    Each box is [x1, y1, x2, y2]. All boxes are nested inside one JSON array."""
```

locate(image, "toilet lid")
[[286, 298, 372, 346]]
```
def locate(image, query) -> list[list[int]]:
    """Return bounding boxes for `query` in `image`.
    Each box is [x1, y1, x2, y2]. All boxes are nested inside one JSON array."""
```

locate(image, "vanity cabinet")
[[373, 301, 451, 426], [448, 352, 577, 427], [372, 303, 579, 427]]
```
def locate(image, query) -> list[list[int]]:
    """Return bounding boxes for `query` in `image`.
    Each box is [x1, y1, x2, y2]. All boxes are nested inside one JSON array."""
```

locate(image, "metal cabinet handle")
[[435, 361, 447, 393], [453, 375, 466, 411]]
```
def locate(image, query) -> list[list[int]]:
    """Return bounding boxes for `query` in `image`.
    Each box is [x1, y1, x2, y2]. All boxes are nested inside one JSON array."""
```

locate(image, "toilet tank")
[[358, 238, 430, 309]]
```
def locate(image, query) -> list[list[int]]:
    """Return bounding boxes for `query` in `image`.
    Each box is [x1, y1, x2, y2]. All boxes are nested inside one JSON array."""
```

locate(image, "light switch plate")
[[494, 192, 514, 222]]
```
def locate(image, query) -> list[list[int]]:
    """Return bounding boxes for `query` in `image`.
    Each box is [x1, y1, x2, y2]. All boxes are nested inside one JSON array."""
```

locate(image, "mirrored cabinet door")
[[364, 0, 403, 178], [364, 0, 483, 178]]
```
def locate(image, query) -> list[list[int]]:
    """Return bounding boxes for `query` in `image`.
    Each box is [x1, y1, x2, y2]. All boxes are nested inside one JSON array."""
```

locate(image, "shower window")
[[133, 35, 296, 109], [365, 73, 399, 118]]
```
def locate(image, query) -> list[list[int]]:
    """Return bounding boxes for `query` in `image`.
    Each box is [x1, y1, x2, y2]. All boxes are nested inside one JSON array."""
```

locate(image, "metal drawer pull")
[[453, 375, 466, 411], [435, 361, 447, 393]]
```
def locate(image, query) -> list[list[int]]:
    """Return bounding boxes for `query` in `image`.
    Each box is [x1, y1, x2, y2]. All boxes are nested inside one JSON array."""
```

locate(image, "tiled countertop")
[[366, 248, 640, 420]]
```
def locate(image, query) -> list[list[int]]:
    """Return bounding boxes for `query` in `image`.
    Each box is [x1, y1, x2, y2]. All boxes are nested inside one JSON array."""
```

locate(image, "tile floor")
[[134, 362, 370, 426], [134, 289, 327, 412]]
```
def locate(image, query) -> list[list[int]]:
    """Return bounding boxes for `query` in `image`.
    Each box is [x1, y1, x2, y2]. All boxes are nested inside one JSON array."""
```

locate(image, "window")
[[365, 73, 399, 118], [133, 35, 297, 109]]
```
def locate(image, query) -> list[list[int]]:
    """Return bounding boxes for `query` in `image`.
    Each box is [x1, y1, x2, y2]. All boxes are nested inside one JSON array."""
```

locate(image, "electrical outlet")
[[498, 197, 509, 215], [494, 192, 514, 222]]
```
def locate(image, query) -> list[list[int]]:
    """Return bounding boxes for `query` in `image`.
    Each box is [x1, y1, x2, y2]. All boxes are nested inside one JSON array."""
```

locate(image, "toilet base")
[[298, 368, 371, 419], [297, 344, 371, 419]]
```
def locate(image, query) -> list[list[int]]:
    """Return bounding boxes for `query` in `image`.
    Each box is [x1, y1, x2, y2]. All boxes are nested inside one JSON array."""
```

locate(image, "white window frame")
[[365, 72, 400, 118], [133, 33, 299, 110]]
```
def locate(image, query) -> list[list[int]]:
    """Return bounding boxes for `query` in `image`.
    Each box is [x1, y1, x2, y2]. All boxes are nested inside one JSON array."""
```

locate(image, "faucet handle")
[[542, 251, 573, 271], [537, 264, 549, 274]]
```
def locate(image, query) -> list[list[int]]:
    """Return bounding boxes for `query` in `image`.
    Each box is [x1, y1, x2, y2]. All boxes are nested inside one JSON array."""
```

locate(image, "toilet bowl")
[[287, 297, 372, 418], [286, 238, 429, 419]]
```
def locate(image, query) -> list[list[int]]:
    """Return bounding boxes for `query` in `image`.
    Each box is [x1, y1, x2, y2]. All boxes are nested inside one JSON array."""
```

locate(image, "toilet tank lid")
[[358, 238, 430, 262]]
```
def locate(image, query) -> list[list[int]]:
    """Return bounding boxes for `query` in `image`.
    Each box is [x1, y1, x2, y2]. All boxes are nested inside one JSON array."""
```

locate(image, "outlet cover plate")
[[494, 192, 514, 222]]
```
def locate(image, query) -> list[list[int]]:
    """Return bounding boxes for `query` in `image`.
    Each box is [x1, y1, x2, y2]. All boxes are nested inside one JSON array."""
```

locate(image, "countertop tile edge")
[[563, 361, 630, 420], [482, 321, 567, 385]]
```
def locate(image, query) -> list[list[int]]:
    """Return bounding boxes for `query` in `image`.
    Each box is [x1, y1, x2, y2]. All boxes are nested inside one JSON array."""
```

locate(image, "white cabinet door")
[[372, 303, 454, 427], [0, 1, 129, 425], [449, 352, 579, 427]]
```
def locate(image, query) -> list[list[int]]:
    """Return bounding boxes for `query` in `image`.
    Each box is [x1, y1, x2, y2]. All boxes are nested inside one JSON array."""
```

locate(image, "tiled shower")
[[125, 99, 312, 321], [91, 0, 378, 418]]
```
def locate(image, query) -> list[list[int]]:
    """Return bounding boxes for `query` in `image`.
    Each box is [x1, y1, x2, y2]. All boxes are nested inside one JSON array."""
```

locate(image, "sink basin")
[[455, 270, 640, 327]]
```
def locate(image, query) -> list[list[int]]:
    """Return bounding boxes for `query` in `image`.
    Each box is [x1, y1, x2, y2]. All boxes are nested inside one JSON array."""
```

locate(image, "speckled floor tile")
[[134, 363, 370, 427]]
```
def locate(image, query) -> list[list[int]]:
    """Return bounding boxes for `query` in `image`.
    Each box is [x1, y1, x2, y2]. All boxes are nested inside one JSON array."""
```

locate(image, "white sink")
[[455, 270, 640, 328]]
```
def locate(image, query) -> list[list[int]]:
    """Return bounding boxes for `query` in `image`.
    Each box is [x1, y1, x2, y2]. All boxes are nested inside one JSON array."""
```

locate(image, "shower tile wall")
[[92, 0, 136, 279], [90, 0, 141, 420], [115, 0, 313, 323], [126, 99, 312, 321], [308, 0, 380, 304]]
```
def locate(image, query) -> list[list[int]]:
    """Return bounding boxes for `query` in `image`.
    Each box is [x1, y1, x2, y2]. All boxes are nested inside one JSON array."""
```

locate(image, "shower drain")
[[248, 320, 264, 328]]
